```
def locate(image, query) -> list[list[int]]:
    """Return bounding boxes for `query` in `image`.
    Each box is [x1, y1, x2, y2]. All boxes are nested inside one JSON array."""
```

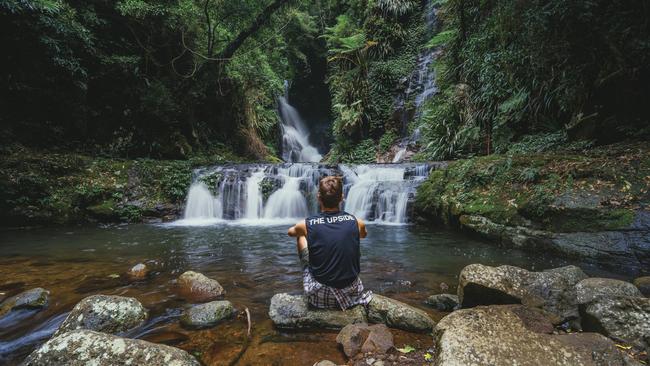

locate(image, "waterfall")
[[278, 81, 322, 163], [391, 0, 441, 162], [343, 165, 414, 224], [392, 148, 407, 163], [177, 163, 434, 226], [183, 183, 222, 220], [244, 170, 265, 219]]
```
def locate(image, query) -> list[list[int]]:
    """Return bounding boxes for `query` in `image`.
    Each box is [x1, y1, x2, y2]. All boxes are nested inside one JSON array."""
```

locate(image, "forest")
[[1, 0, 649, 365], [2, 0, 648, 161]]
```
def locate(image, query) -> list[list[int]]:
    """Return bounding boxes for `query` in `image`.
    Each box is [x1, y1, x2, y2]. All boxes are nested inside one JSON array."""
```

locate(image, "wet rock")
[[314, 361, 338, 366], [581, 296, 650, 350], [127, 263, 149, 280], [367, 294, 435, 332], [177, 271, 225, 302], [434, 305, 627, 366], [458, 263, 587, 322], [425, 294, 458, 312], [336, 323, 394, 358], [23, 329, 200, 365], [268, 293, 367, 329], [633, 276, 650, 297], [54, 294, 147, 337], [0, 288, 49, 318], [180, 300, 234, 329], [576, 277, 642, 305]]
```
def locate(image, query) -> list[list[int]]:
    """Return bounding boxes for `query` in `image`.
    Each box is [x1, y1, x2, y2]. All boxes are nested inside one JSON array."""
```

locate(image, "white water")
[[343, 165, 411, 224], [178, 163, 433, 226], [245, 170, 265, 219], [279, 82, 322, 163], [183, 183, 222, 219], [392, 148, 407, 163]]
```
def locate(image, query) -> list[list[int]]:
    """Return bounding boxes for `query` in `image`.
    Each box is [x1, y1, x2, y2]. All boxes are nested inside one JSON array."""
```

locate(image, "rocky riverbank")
[[2, 261, 648, 365], [415, 142, 650, 270]]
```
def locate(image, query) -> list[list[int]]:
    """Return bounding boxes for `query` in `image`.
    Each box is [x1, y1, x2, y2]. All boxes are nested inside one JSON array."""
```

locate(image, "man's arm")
[[357, 218, 367, 238], [288, 220, 307, 237]]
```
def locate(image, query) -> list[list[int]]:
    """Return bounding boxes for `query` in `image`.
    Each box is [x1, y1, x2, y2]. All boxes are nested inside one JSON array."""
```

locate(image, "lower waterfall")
[[175, 163, 436, 226]]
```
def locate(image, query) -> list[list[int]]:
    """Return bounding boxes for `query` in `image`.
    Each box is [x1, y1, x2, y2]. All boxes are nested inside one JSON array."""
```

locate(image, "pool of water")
[[0, 222, 631, 365]]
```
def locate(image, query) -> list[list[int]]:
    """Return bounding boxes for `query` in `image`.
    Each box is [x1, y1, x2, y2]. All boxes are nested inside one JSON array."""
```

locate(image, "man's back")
[[306, 211, 360, 289]]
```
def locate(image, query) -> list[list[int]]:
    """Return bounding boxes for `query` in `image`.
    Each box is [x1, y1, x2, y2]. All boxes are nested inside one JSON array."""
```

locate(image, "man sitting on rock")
[[288, 176, 373, 310]]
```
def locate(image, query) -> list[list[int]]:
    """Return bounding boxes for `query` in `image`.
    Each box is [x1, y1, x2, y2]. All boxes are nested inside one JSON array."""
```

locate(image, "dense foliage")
[[417, 0, 650, 159], [0, 0, 309, 159], [1, 0, 648, 163]]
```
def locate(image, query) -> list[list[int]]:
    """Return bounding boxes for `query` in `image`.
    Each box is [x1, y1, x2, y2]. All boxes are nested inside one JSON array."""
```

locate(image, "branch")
[[215, 0, 291, 60]]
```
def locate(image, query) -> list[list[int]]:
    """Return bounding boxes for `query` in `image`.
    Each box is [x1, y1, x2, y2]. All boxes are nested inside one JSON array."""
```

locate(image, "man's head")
[[318, 176, 343, 210]]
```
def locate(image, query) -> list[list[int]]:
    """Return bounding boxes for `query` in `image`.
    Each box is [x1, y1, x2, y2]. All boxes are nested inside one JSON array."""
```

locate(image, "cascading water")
[[183, 183, 222, 220], [392, 0, 441, 163], [175, 163, 435, 226], [342, 165, 430, 224], [278, 81, 322, 163]]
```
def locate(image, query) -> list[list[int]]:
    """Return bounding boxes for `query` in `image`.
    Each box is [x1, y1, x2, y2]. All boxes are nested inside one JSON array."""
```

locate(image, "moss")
[[415, 142, 650, 233], [87, 199, 119, 219]]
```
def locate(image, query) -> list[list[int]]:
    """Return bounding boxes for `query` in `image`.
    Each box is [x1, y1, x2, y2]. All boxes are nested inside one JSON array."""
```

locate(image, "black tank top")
[[306, 210, 360, 289]]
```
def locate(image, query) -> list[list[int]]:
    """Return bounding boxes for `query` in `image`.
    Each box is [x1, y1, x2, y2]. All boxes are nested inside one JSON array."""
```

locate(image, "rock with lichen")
[[54, 294, 147, 337], [23, 329, 200, 365]]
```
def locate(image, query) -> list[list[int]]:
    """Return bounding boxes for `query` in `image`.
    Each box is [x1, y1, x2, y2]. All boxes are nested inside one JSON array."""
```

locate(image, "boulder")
[[54, 294, 147, 337], [434, 305, 628, 366], [336, 323, 394, 358], [458, 264, 587, 322], [269, 293, 366, 330], [180, 300, 234, 329], [23, 329, 200, 365], [0, 288, 49, 318], [367, 294, 435, 332], [127, 263, 149, 280], [177, 271, 225, 302], [425, 294, 458, 312], [575, 277, 642, 304], [313, 361, 338, 366], [581, 296, 650, 350], [633, 276, 650, 297]]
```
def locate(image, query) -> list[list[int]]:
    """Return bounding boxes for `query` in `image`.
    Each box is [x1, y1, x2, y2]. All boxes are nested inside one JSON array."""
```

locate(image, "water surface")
[[0, 222, 629, 365]]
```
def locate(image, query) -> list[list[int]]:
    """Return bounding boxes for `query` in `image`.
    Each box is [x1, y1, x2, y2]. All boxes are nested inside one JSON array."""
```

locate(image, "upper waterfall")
[[279, 81, 322, 163]]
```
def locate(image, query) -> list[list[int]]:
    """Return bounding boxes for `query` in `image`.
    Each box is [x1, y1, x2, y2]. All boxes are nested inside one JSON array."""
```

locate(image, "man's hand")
[[288, 220, 307, 237]]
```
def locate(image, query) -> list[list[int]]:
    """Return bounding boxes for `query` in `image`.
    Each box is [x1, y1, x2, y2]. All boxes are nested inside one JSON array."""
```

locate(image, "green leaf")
[[397, 345, 416, 353]]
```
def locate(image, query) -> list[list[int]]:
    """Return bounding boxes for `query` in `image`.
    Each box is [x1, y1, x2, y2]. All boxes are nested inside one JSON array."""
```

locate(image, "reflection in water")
[[0, 223, 634, 365]]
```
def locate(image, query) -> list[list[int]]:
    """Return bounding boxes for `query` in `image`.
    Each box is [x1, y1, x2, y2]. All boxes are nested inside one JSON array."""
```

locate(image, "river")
[[0, 221, 628, 365]]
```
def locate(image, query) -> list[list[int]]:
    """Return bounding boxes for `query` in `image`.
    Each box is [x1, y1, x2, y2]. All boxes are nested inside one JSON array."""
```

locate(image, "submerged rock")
[[127, 263, 149, 280], [633, 276, 650, 297], [0, 288, 49, 318], [425, 294, 459, 312], [54, 294, 147, 337], [177, 271, 225, 302], [23, 329, 200, 365], [180, 300, 234, 328], [336, 323, 394, 358], [575, 277, 642, 305], [581, 296, 650, 350], [269, 293, 366, 330], [434, 305, 627, 366], [367, 294, 435, 332], [458, 263, 587, 322]]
